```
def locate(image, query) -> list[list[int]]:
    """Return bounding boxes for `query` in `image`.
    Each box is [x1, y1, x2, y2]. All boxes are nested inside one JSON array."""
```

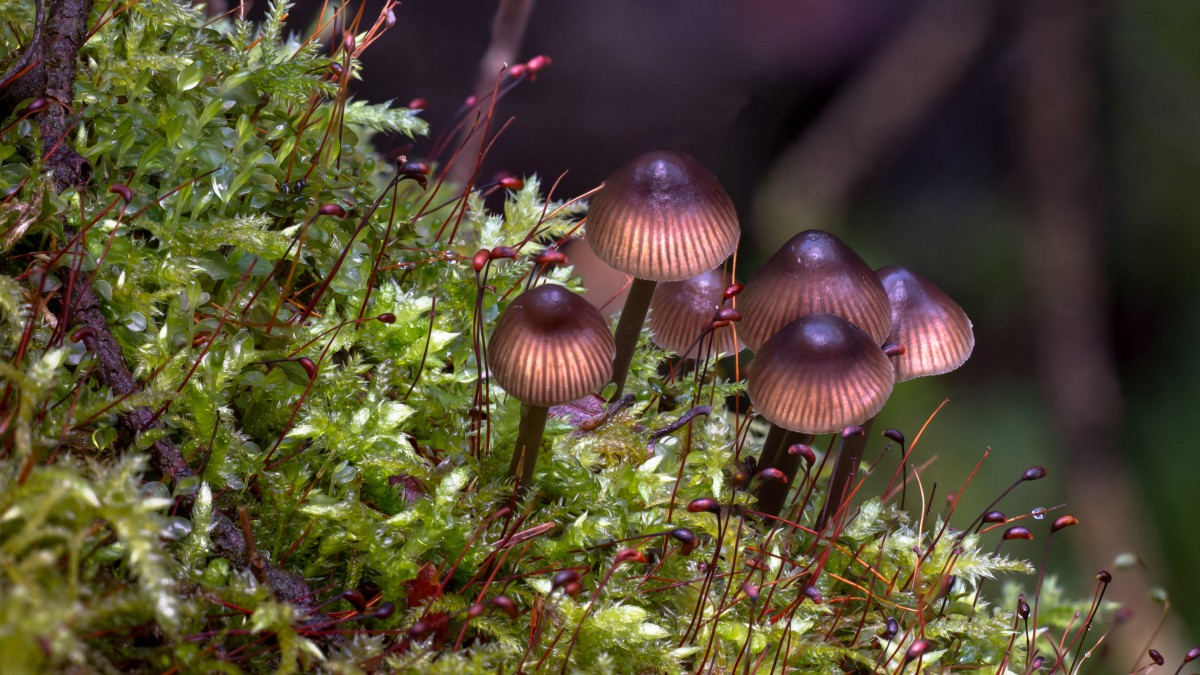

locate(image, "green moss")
[[0, 1, 1115, 672]]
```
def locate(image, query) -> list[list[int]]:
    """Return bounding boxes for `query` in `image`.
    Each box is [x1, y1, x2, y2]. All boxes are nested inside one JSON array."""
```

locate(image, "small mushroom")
[[489, 284, 615, 491], [747, 314, 895, 517], [648, 267, 742, 360], [818, 266, 975, 528], [739, 230, 890, 351], [586, 150, 740, 397], [877, 266, 974, 382]]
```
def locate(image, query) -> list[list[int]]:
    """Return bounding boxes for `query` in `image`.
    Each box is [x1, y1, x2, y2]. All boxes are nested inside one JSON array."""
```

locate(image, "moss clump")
[[0, 1, 1113, 672]]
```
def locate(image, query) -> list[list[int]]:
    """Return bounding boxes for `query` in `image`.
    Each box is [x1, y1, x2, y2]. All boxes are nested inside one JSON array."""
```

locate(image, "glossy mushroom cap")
[[747, 314, 894, 434], [649, 268, 743, 358], [489, 285, 615, 407], [877, 266, 974, 382], [560, 237, 630, 317], [586, 150, 740, 281], [739, 230, 891, 351]]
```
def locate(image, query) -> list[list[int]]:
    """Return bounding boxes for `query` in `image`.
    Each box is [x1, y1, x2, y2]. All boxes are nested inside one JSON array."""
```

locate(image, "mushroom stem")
[[509, 403, 550, 493], [610, 277, 657, 399], [816, 417, 875, 531], [757, 423, 791, 470], [756, 426, 815, 518]]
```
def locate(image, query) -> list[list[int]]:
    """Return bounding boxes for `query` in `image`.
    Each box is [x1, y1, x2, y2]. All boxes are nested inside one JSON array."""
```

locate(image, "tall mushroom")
[[817, 266, 975, 528], [586, 150, 740, 398], [747, 314, 895, 517], [648, 267, 742, 361], [488, 284, 615, 491]]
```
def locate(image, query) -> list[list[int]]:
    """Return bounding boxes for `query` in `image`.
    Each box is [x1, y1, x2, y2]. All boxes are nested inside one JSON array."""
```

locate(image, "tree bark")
[[4, 0, 315, 609]]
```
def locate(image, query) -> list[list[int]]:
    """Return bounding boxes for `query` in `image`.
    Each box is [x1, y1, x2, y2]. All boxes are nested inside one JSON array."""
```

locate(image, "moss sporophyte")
[[0, 1, 1161, 673]]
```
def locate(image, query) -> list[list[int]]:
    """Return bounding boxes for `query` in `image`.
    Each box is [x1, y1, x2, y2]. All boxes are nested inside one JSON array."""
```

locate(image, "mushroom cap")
[[739, 229, 891, 350], [488, 284, 615, 407], [877, 266, 974, 382], [585, 150, 740, 281], [649, 268, 743, 358], [560, 237, 630, 317], [747, 313, 894, 434]]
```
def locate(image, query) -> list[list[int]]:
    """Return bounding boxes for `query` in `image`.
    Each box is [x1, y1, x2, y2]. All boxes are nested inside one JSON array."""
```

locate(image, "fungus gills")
[[585, 150, 740, 398], [488, 284, 614, 492]]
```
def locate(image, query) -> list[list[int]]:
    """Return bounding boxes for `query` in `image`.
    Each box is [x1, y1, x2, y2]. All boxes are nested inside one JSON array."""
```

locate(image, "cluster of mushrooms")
[[487, 151, 975, 524]]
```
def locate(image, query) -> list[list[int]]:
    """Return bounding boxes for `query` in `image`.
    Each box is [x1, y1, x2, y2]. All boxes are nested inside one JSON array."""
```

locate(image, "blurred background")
[[267, 0, 1195, 666]]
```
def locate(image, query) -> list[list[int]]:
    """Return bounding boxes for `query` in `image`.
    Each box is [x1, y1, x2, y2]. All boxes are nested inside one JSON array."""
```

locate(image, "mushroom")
[[648, 267, 742, 361], [488, 284, 615, 491], [586, 150, 740, 397], [876, 266, 975, 383], [739, 229, 891, 352], [817, 266, 975, 528], [747, 314, 895, 517]]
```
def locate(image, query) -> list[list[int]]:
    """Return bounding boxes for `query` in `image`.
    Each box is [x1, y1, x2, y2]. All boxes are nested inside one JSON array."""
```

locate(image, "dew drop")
[[140, 481, 171, 501], [1031, 506, 1047, 520], [161, 516, 193, 540]]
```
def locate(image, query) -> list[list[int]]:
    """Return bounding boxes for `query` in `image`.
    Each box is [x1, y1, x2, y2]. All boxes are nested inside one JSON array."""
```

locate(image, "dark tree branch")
[[13, 0, 316, 609]]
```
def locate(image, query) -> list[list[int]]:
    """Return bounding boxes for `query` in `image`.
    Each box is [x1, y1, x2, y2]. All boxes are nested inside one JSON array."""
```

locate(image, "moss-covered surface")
[[0, 2, 1111, 672]]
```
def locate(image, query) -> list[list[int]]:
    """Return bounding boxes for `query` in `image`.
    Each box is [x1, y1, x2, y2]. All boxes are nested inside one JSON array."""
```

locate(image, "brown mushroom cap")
[[739, 230, 891, 351], [877, 266, 974, 383], [585, 150, 739, 281], [747, 314, 894, 434], [489, 284, 615, 407], [649, 268, 743, 358]]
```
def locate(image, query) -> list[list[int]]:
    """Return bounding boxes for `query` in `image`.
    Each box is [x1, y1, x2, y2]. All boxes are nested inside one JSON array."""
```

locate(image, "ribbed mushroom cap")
[[740, 230, 891, 351], [560, 237, 630, 317], [586, 150, 739, 282], [747, 314, 894, 434], [489, 285, 615, 407], [877, 266, 974, 383], [649, 268, 743, 358]]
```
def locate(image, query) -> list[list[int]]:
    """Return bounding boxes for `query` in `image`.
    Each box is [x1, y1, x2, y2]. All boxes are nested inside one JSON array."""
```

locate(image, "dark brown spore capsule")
[[1050, 515, 1079, 533], [1023, 466, 1048, 481], [1003, 526, 1034, 541], [903, 639, 930, 664], [687, 497, 721, 514]]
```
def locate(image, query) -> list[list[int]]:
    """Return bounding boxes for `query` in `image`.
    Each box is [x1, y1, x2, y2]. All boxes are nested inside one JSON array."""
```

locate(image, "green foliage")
[[0, 1, 1111, 673]]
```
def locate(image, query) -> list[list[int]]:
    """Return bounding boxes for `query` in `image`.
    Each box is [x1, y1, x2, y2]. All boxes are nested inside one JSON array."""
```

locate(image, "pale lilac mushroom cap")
[[585, 150, 740, 282], [739, 230, 890, 351], [648, 268, 743, 358], [488, 285, 615, 407], [747, 313, 894, 434], [876, 266, 974, 383]]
